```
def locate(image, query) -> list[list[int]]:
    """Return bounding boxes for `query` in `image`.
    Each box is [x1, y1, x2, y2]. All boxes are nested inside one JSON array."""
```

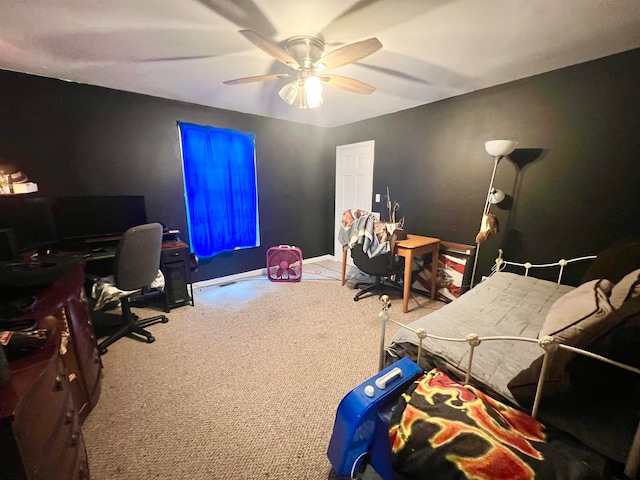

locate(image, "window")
[[178, 122, 259, 258]]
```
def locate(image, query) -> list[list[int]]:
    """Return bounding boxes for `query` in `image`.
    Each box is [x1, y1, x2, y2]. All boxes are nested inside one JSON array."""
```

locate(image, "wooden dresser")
[[0, 262, 102, 479]]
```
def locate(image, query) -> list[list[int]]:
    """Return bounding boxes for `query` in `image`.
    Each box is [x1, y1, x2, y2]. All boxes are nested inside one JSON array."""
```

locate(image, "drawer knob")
[[71, 431, 80, 446], [65, 409, 74, 424], [79, 460, 89, 479], [54, 374, 65, 391]]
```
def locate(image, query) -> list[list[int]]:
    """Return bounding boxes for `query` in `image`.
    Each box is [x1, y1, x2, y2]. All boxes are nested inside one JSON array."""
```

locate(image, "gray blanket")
[[389, 271, 573, 402], [337, 209, 390, 258]]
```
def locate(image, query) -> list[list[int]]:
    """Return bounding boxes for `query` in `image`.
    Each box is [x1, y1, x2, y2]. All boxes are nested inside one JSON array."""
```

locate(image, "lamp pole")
[[469, 140, 517, 288], [470, 154, 502, 288]]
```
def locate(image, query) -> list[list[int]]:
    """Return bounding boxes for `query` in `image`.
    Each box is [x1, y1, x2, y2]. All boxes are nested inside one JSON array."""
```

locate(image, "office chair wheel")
[[145, 335, 155, 343], [354, 295, 360, 302], [99, 346, 108, 355], [161, 317, 169, 323]]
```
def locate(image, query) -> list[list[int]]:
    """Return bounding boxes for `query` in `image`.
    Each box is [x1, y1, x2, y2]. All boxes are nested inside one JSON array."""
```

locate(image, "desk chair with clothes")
[[351, 232, 404, 302], [95, 223, 168, 354]]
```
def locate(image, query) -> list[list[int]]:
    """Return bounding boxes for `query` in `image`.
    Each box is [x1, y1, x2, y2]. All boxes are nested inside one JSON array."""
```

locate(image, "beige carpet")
[[82, 259, 442, 479]]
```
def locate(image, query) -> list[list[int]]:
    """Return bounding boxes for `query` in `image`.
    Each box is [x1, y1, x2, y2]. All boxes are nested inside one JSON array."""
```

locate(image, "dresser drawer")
[[13, 352, 71, 469], [31, 392, 84, 480], [60, 293, 103, 422]]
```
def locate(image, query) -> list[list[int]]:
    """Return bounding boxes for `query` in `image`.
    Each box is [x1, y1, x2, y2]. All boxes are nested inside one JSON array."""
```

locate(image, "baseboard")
[[193, 254, 335, 289]]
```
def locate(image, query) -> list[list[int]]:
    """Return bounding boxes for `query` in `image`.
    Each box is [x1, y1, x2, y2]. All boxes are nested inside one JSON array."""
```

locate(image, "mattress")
[[389, 271, 574, 403]]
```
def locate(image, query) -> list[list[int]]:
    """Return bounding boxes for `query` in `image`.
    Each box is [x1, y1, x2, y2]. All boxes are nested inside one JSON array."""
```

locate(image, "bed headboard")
[[492, 248, 597, 284]]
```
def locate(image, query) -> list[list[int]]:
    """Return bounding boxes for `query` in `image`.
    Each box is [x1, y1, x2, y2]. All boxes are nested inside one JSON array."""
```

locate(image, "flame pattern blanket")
[[389, 369, 609, 480]]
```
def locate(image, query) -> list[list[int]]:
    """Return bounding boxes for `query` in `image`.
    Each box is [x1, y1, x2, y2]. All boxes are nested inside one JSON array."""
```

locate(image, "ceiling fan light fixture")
[[304, 75, 323, 109], [227, 30, 382, 109], [279, 76, 323, 109], [278, 81, 299, 105]]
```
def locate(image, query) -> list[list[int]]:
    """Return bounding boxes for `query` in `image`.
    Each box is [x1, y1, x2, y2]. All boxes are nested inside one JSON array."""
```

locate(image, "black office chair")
[[351, 235, 404, 302], [96, 223, 168, 354]]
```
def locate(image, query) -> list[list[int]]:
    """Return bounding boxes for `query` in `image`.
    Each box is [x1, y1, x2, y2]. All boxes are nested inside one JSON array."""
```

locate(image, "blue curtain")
[[178, 122, 259, 258]]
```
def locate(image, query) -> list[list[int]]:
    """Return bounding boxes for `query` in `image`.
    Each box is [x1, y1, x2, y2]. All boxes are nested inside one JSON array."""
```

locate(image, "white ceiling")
[[1, 0, 640, 128]]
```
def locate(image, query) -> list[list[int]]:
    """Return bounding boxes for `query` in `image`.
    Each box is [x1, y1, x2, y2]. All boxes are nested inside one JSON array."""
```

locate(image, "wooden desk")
[[341, 234, 441, 313], [396, 235, 440, 312]]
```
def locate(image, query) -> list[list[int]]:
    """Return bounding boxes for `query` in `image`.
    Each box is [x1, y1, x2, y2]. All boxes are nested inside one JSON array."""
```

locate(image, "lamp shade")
[[485, 140, 517, 157], [489, 188, 505, 204]]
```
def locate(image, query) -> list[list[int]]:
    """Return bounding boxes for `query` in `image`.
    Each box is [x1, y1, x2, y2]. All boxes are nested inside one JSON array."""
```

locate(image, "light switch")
[[375, 193, 381, 202]]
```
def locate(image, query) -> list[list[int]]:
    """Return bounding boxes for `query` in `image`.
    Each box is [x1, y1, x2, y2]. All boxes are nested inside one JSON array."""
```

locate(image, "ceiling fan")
[[223, 30, 382, 109]]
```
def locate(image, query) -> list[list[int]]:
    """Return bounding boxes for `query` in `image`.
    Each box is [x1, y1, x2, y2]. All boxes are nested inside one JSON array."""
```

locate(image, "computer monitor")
[[53, 195, 148, 242], [0, 196, 59, 256]]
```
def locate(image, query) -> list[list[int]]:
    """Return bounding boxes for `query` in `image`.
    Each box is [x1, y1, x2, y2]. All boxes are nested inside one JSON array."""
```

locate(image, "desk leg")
[[430, 244, 439, 300], [341, 250, 348, 286], [402, 251, 414, 313]]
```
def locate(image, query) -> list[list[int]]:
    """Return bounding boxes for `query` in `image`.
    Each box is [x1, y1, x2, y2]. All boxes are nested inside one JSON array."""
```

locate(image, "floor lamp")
[[470, 140, 517, 288]]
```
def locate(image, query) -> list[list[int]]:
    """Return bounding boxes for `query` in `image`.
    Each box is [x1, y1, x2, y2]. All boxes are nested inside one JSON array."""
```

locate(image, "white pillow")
[[540, 278, 614, 345], [609, 268, 640, 309]]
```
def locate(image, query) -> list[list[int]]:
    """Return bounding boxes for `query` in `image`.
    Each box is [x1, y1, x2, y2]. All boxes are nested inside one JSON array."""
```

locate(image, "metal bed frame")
[[377, 251, 640, 478]]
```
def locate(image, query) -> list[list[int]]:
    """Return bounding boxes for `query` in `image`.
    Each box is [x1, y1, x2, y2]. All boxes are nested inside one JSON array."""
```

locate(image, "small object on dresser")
[[0, 328, 48, 361], [11, 182, 38, 194]]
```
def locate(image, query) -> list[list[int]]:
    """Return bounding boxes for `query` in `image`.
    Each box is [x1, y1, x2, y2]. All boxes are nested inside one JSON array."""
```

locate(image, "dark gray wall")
[[0, 71, 335, 281], [1, 48, 639, 285], [331, 48, 640, 284]]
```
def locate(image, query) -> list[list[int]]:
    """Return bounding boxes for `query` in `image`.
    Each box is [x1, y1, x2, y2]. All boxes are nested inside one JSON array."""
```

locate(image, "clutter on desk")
[[0, 329, 49, 361], [0, 313, 57, 362]]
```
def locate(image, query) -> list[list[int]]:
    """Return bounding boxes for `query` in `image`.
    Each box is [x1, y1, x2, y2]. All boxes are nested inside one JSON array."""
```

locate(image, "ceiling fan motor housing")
[[284, 36, 325, 69]]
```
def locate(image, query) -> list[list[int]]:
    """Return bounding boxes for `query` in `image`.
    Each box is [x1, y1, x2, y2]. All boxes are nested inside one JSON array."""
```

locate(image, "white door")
[[334, 140, 375, 261]]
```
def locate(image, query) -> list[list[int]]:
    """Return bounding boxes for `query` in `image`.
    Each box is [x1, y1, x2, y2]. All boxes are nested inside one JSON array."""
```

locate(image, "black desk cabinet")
[[160, 240, 193, 310]]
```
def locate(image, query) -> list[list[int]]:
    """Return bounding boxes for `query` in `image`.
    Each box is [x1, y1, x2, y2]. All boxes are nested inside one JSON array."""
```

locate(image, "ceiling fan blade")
[[239, 30, 300, 69], [320, 75, 376, 94], [195, 1, 278, 38], [316, 38, 382, 71], [223, 73, 292, 85], [139, 54, 219, 63]]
